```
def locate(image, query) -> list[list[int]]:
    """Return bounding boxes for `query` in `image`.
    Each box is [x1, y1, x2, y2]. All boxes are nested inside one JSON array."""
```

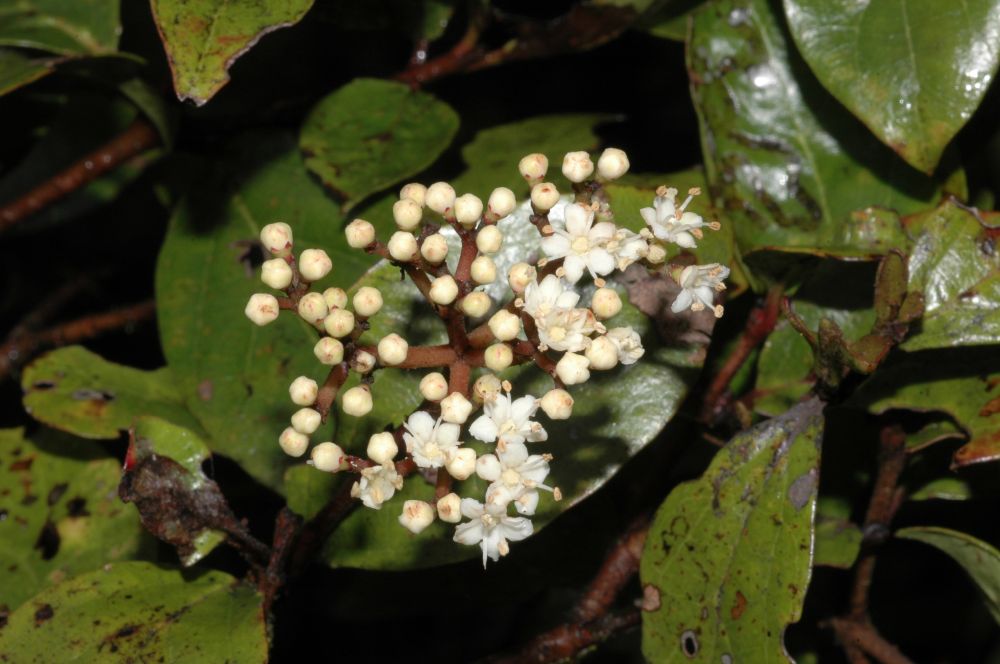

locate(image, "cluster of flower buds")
[[244, 147, 727, 566]]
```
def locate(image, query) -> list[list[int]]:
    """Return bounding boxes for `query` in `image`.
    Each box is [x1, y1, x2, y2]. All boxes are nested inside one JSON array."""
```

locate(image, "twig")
[[487, 609, 640, 664], [260, 508, 302, 614], [573, 519, 648, 622], [825, 618, 915, 664]]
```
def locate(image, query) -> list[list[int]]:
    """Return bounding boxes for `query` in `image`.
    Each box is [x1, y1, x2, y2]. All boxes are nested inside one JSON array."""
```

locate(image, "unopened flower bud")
[[519, 153, 548, 183], [353, 286, 383, 317], [298, 292, 328, 325], [476, 225, 503, 254], [311, 442, 346, 472], [323, 287, 348, 310], [291, 407, 321, 434], [420, 233, 449, 264], [323, 308, 355, 338], [399, 500, 435, 534], [419, 372, 448, 401], [429, 275, 459, 305], [387, 231, 418, 261], [530, 182, 559, 212], [393, 198, 423, 230], [261, 258, 293, 290], [508, 263, 537, 294], [345, 218, 376, 248], [426, 181, 456, 215], [454, 193, 483, 228], [646, 243, 667, 264], [351, 350, 376, 374], [314, 337, 344, 365], [484, 343, 513, 372], [261, 222, 293, 256], [586, 335, 619, 370], [289, 376, 318, 406], [399, 182, 427, 206], [562, 151, 594, 183], [446, 448, 476, 480], [279, 427, 309, 457], [488, 310, 521, 341], [473, 373, 502, 403], [556, 352, 591, 385], [461, 291, 491, 318], [299, 249, 333, 282], [367, 431, 398, 465], [487, 187, 516, 221], [540, 388, 574, 420], [377, 333, 408, 366], [440, 392, 473, 424], [470, 255, 497, 285], [245, 293, 280, 326], [591, 287, 623, 319], [342, 385, 373, 417], [437, 492, 462, 523], [597, 147, 630, 180]]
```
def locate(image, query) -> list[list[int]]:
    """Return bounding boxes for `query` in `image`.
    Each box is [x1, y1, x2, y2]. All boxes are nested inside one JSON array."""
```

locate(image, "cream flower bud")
[[461, 291, 492, 318], [323, 287, 348, 310], [420, 233, 449, 264], [314, 337, 344, 365], [279, 427, 309, 457], [518, 153, 549, 183], [437, 492, 462, 523], [367, 431, 398, 465], [454, 193, 483, 228], [260, 222, 293, 256], [323, 308, 355, 338], [470, 255, 497, 285], [426, 182, 456, 215], [487, 187, 516, 220], [245, 293, 280, 326], [440, 392, 473, 424], [646, 243, 667, 264], [342, 385, 373, 417], [387, 231, 418, 262], [484, 343, 513, 372], [393, 198, 423, 230], [429, 275, 459, 305], [289, 376, 319, 406], [530, 182, 559, 212], [351, 350, 376, 374], [473, 373, 502, 403], [399, 182, 427, 206], [597, 147, 630, 180], [591, 287, 623, 319], [556, 352, 591, 385], [475, 454, 501, 481], [399, 500, 435, 534], [586, 335, 619, 370], [299, 249, 333, 282], [419, 372, 449, 401], [508, 263, 537, 294], [446, 448, 476, 480], [260, 258, 293, 290], [297, 292, 328, 325], [562, 151, 594, 183], [476, 225, 503, 254], [377, 333, 408, 366], [540, 388, 574, 420], [311, 442, 346, 472], [488, 310, 521, 341], [345, 218, 376, 248], [353, 286, 383, 317], [291, 407, 321, 435]]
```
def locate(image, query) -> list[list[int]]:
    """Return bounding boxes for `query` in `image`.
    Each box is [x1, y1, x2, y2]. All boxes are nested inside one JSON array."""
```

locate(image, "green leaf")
[[150, 0, 314, 105], [783, 0, 1000, 174], [910, 477, 972, 502], [0, 48, 55, 96], [0, 428, 146, 609], [688, 0, 950, 258], [300, 78, 459, 209], [897, 526, 1000, 625], [906, 419, 965, 453], [636, 0, 703, 41], [118, 78, 177, 149], [0, 562, 267, 662], [0, 0, 120, 54], [21, 346, 204, 440], [813, 517, 861, 569], [640, 397, 823, 662]]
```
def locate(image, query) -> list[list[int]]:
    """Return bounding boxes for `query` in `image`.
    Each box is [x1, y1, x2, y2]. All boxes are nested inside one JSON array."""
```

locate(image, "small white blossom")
[[351, 462, 403, 510], [535, 307, 598, 353], [606, 326, 645, 365], [469, 391, 547, 448], [605, 227, 648, 271], [640, 187, 714, 249], [453, 498, 533, 568], [477, 442, 556, 516], [672, 264, 730, 318], [402, 411, 462, 469], [522, 275, 580, 320], [540, 203, 616, 283]]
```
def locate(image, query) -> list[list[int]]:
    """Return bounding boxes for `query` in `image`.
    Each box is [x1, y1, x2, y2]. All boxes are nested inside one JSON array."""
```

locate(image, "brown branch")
[[0, 119, 159, 232], [487, 609, 640, 664], [825, 618, 915, 664], [574, 519, 648, 622]]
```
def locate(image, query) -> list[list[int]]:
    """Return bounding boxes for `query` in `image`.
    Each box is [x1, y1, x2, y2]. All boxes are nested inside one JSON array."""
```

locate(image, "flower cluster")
[[244, 148, 727, 566]]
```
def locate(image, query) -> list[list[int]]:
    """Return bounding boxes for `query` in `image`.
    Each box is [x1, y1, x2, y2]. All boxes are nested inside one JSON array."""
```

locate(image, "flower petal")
[[469, 414, 499, 443], [541, 234, 571, 259], [563, 255, 585, 283], [671, 289, 693, 313], [586, 248, 615, 276]]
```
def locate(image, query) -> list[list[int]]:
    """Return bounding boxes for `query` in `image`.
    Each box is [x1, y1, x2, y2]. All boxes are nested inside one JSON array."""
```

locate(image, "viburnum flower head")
[[640, 186, 719, 249], [672, 264, 730, 318], [352, 462, 404, 510], [469, 390, 547, 448], [402, 411, 462, 469], [453, 498, 533, 568], [477, 441, 558, 516], [541, 203, 616, 283]]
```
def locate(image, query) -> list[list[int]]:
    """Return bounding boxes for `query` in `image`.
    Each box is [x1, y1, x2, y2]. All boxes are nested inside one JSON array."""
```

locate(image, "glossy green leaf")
[[910, 477, 972, 502], [783, 0, 1000, 174], [637, 0, 703, 41], [906, 420, 965, 453], [0, 0, 119, 54], [0, 48, 55, 95], [300, 78, 459, 209], [22, 346, 203, 440], [640, 397, 823, 662], [150, 0, 314, 105], [0, 428, 146, 609], [688, 0, 950, 258], [0, 562, 267, 662], [897, 526, 1000, 625]]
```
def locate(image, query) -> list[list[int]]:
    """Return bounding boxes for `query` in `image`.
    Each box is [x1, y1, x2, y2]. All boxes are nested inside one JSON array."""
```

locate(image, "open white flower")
[[477, 442, 557, 516], [535, 307, 598, 352], [351, 463, 404, 509], [522, 274, 580, 319], [640, 187, 713, 249], [672, 263, 730, 318], [540, 203, 616, 283], [469, 391, 547, 448], [453, 498, 533, 568], [605, 227, 648, 271], [402, 410, 462, 469], [606, 326, 645, 365]]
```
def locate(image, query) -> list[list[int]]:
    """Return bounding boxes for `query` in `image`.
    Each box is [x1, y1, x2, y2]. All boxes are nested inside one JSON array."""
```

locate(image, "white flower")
[[605, 227, 648, 271], [402, 411, 462, 469], [469, 391, 547, 449], [351, 463, 403, 509], [477, 442, 556, 516], [540, 203, 616, 283], [522, 274, 580, 319], [535, 307, 598, 352], [640, 187, 711, 249], [672, 263, 730, 318], [453, 498, 533, 568], [606, 326, 645, 365]]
